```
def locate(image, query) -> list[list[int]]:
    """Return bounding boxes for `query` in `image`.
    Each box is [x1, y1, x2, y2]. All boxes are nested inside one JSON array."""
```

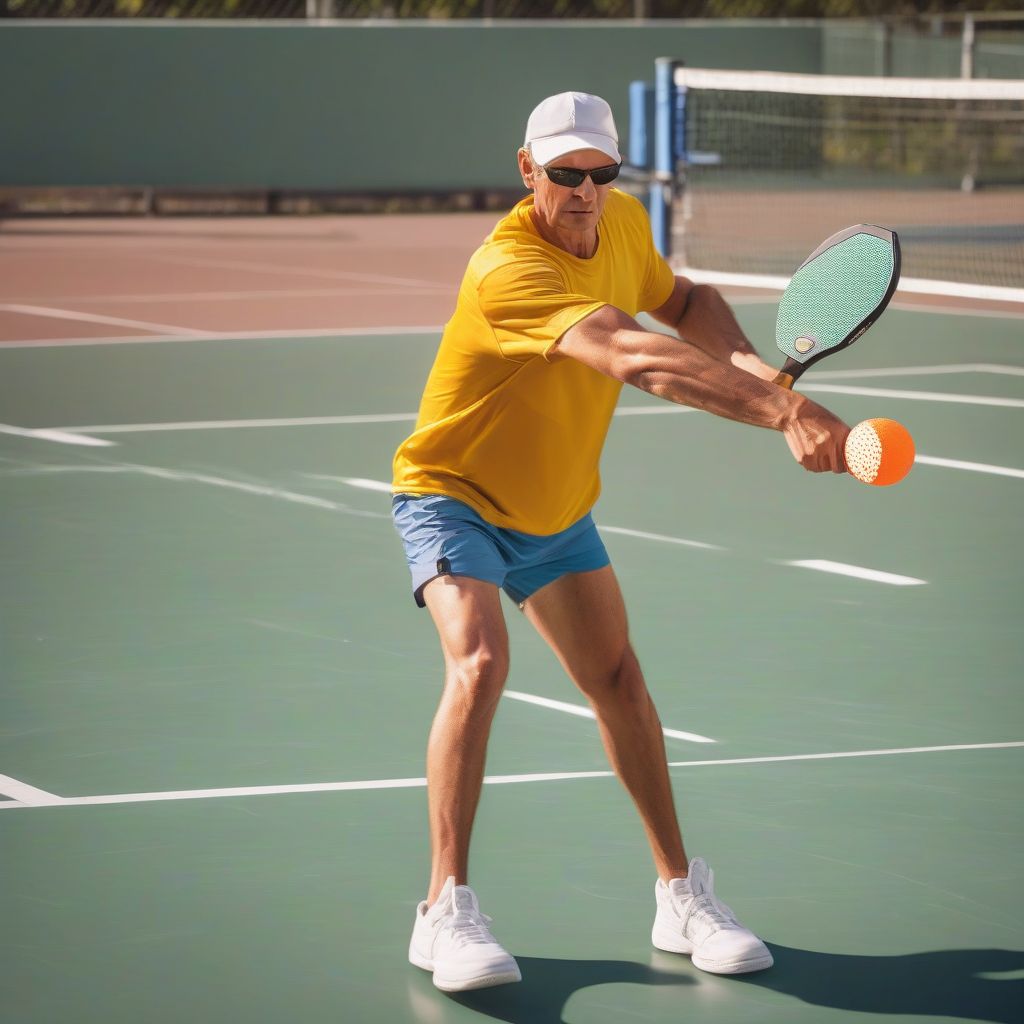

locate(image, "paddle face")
[[774, 225, 901, 388]]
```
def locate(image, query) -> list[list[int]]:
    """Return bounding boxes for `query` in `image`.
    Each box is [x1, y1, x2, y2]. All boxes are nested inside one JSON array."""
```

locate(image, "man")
[[393, 92, 848, 993]]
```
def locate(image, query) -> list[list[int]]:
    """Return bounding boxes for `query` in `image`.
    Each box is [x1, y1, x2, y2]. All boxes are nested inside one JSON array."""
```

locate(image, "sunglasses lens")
[[590, 164, 620, 185], [546, 167, 585, 187], [544, 164, 621, 187]]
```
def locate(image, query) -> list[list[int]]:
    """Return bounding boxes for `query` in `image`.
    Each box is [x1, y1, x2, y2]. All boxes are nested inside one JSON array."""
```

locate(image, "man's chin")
[[560, 213, 599, 229]]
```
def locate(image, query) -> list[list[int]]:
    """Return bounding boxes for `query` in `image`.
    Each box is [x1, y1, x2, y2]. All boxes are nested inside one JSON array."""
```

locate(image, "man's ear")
[[517, 147, 538, 190]]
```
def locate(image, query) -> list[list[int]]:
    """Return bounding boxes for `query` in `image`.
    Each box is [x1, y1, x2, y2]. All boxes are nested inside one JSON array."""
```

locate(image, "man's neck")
[[530, 209, 599, 260]]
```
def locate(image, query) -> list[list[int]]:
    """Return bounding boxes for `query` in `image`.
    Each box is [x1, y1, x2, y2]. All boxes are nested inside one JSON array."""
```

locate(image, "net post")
[[628, 80, 653, 169], [960, 15, 978, 192], [961, 14, 976, 80], [629, 80, 655, 214], [653, 57, 679, 257]]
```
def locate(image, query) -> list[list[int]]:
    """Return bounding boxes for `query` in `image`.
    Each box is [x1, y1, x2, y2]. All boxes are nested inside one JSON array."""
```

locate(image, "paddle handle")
[[773, 357, 804, 391]]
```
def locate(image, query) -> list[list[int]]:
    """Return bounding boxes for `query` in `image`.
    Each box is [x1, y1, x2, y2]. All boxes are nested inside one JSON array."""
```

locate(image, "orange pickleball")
[[844, 418, 916, 486]]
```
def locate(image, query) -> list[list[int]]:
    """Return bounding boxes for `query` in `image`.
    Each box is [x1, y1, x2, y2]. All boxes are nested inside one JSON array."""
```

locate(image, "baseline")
[[1, 741, 1019, 811]]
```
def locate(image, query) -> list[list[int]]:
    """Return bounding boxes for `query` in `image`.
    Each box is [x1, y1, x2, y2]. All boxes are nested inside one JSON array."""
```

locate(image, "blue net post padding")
[[652, 57, 679, 256]]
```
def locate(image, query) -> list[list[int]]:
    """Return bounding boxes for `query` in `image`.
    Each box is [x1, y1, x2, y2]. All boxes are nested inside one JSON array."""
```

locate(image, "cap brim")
[[529, 131, 621, 166]]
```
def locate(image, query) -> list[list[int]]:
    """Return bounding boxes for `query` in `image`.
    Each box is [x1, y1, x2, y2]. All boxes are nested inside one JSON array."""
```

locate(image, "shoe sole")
[[651, 926, 774, 975], [409, 947, 522, 992]]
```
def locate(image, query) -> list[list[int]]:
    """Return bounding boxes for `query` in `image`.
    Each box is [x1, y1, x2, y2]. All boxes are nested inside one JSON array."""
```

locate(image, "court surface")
[[1, 215, 1022, 1024]]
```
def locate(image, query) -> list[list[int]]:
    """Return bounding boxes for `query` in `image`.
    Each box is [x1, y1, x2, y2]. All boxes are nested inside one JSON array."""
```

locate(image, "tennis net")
[[664, 68, 1024, 301]]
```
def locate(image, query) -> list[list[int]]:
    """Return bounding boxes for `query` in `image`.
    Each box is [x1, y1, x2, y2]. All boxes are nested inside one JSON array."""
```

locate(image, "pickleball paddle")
[[773, 224, 901, 389]]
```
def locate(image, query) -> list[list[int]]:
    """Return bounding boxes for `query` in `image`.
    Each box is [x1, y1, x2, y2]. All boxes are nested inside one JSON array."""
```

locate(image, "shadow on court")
[[406, 948, 1023, 1023], [408, 957, 693, 1023], [739, 944, 1024, 1024]]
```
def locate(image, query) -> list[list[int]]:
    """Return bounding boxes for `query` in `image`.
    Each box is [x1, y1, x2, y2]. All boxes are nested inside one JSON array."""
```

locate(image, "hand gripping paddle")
[[773, 225, 901, 389]]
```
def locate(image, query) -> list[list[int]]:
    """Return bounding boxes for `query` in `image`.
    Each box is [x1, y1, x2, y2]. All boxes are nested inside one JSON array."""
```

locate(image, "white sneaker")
[[652, 858, 774, 974], [408, 876, 522, 992]]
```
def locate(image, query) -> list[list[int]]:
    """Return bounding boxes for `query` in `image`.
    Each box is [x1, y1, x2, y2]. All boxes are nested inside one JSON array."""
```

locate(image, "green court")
[[2, 300, 1022, 1023]]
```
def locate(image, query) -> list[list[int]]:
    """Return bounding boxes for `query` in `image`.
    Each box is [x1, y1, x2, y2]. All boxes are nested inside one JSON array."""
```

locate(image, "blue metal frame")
[[652, 57, 678, 257]]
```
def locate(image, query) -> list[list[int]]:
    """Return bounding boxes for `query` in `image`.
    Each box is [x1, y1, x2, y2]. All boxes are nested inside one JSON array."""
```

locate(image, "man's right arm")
[[557, 304, 849, 473]]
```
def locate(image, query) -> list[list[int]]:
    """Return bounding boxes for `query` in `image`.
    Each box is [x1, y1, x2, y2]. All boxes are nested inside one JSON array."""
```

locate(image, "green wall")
[[2, 21, 1018, 191], [0, 21, 822, 189], [821, 20, 1024, 78]]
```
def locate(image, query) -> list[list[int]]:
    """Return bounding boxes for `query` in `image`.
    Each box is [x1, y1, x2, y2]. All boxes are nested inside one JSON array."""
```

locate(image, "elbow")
[[606, 329, 660, 388], [612, 345, 651, 389], [623, 355, 671, 397]]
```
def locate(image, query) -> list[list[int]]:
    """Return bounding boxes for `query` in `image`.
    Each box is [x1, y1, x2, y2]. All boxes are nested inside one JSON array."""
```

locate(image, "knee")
[[447, 645, 509, 710], [582, 646, 648, 709]]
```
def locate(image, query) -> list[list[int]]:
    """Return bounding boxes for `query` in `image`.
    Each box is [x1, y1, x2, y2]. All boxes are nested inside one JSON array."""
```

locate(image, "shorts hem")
[[412, 569, 504, 608]]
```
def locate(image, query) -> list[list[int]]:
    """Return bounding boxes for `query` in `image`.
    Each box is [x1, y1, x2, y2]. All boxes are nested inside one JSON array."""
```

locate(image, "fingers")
[[784, 422, 847, 473], [781, 398, 851, 474]]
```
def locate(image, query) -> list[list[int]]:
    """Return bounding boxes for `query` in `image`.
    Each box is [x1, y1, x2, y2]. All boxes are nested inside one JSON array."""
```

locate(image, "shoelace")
[[440, 909, 498, 949], [684, 891, 738, 931]]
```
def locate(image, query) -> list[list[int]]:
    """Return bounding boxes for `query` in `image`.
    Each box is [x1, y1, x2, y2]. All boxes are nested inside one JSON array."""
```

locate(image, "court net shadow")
[[736, 944, 1024, 1024]]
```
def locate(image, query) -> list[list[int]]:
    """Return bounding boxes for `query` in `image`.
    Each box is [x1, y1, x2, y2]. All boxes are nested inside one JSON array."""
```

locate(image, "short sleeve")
[[478, 259, 605, 362]]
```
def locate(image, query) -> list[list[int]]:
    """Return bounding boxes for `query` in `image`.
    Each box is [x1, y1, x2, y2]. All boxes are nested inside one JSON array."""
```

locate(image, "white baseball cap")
[[524, 92, 621, 166]]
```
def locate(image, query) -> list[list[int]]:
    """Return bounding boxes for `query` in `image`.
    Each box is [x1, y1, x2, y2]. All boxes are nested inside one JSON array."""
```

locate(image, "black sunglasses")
[[542, 162, 621, 188]]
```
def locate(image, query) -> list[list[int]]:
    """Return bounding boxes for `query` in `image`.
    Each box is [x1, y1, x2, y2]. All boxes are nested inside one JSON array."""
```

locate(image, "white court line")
[[0, 463, 387, 518], [0, 773, 63, 806], [22, 286, 444, 305], [153, 254, 448, 291], [503, 689, 716, 744], [306, 481, 727, 553], [307, 475, 394, 492], [58, 413, 419, 435], [613, 405, 696, 417], [887, 300, 1024, 321], [0, 303, 209, 337], [801, 383, 1024, 409], [1, 741, 1019, 810], [915, 455, 1024, 480], [0, 325, 445, 348], [807, 363, 1024, 381], [785, 560, 927, 586], [598, 525, 724, 552], [680, 267, 1024, 306], [53, 404, 691, 436], [0, 423, 114, 448], [667, 741, 1024, 769], [304, 480, 726, 553], [312, 456, 1024, 490]]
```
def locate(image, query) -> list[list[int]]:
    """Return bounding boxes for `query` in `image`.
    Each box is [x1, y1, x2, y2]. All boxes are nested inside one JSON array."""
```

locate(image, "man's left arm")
[[649, 277, 778, 383]]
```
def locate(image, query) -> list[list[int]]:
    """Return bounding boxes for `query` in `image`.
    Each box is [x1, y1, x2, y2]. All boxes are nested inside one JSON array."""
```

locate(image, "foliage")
[[2, 0, 1020, 19]]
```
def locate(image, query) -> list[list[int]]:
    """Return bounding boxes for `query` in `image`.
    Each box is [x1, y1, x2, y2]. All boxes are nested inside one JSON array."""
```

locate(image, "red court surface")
[[0, 214, 498, 343], [2, 212, 1019, 347]]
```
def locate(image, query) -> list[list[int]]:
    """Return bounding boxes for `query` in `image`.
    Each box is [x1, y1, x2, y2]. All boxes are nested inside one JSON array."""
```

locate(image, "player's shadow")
[[407, 956, 694, 1024], [406, 947, 1023, 1024], [737, 944, 1024, 1024]]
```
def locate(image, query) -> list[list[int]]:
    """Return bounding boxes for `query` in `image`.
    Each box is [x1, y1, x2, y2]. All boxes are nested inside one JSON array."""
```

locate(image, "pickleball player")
[[392, 91, 849, 993]]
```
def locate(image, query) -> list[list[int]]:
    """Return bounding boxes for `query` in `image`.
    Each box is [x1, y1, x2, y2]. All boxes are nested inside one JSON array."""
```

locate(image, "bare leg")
[[522, 565, 689, 881], [421, 575, 510, 904]]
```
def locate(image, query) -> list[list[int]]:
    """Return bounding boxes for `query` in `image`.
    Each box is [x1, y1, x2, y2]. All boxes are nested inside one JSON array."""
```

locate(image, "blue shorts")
[[392, 493, 610, 608]]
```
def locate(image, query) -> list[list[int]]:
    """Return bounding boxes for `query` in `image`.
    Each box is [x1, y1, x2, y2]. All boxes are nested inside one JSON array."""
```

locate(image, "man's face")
[[519, 147, 617, 240]]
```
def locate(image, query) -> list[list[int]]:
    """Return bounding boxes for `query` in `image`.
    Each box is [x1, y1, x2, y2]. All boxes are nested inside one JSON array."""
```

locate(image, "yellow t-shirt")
[[392, 188, 675, 535]]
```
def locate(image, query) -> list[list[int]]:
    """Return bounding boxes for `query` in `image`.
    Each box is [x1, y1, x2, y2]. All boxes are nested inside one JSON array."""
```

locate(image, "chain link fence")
[[7, 0, 655, 18], [3, 1, 1023, 21]]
